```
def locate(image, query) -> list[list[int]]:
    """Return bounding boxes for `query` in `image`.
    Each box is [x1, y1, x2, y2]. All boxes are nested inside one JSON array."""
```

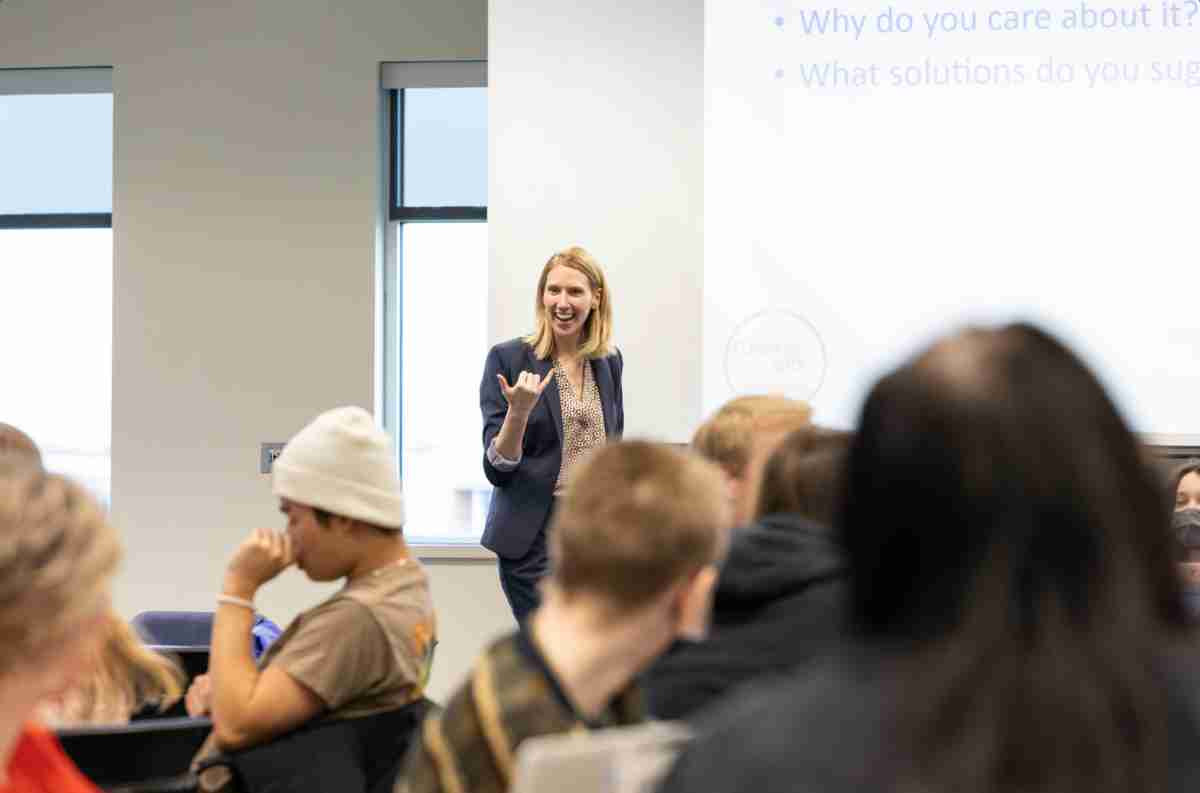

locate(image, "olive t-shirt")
[[192, 559, 436, 779], [263, 559, 437, 720]]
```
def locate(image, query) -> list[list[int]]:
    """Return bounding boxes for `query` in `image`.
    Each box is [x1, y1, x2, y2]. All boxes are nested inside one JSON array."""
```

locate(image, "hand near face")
[[498, 370, 555, 417], [224, 528, 296, 597]]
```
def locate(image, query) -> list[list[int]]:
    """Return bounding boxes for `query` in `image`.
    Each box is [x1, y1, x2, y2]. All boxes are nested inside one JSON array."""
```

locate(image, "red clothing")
[[2, 725, 99, 793]]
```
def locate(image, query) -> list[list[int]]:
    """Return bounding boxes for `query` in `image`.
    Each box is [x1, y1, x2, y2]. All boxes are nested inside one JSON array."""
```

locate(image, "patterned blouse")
[[553, 357, 607, 495]]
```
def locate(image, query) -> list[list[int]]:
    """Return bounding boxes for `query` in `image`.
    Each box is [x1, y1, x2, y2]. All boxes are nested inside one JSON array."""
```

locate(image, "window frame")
[[0, 67, 113, 503], [0, 68, 113, 231], [380, 62, 489, 554], [388, 89, 487, 224]]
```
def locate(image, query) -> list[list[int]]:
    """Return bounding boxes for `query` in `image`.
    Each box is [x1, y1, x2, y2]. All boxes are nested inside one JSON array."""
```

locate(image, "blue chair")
[[132, 612, 214, 648], [133, 611, 282, 659]]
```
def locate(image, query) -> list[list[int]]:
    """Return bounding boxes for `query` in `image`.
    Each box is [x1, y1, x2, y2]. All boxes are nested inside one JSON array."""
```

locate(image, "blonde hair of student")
[[0, 422, 42, 468], [691, 395, 813, 478], [41, 613, 185, 726], [550, 441, 730, 612], [0, 467, 122, 678], [524, 246, 614, 360]]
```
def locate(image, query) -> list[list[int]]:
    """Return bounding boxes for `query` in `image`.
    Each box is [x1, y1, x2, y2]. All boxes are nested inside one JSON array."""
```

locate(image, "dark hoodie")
[[644, 513, 846, 721]]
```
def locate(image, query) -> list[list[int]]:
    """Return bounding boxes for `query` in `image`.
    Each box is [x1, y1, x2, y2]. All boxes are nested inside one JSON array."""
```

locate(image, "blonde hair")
[[0, 423, 42, 469], [691, 395, 814, 478], [551, 441, 731, 611], [42, 613, 185, 726], [0, 468, 122, 678], [524, 246, 614, 360]]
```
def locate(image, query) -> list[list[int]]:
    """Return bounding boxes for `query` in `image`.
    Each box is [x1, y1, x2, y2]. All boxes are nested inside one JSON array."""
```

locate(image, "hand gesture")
[[185, 673, 213, 717], [224, 528, 296, 597], [497, 370, 554, 417]]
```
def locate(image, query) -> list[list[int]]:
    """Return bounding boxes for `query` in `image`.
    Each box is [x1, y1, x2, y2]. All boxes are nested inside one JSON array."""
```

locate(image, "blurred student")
[[661, 324, 1199, 793], [645, 426, 850, 719], [0, 422, 186, 728], [0, 463, 122, 793], [39, 613, 184, 726], [1166, 462, 1200, 616], [689, 395, 812, 524], [397, 441, 732, 793], [1171, 459, 1200, 512], [0, 423, 40, 465], [189, 407, 436, 784], [1172, 496, 1200, 617]]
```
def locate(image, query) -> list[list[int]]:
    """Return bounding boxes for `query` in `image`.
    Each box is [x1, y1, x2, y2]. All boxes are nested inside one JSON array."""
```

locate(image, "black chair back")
[[57, 717, 212, 792], [127, 647, 209, 721], [212, 699, 434, 793], [148, 646, 210, 683]]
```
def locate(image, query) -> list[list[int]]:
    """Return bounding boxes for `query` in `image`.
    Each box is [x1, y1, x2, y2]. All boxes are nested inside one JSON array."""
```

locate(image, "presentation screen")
[[703, 0, 1200, 441]]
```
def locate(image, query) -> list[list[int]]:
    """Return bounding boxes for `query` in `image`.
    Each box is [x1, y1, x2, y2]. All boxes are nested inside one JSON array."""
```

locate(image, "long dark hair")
[[838, 323, 1189, 793]]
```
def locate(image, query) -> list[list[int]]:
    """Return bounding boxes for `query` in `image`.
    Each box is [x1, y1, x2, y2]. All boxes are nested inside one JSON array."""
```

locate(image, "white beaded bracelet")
[[216, 594, 255, 611]]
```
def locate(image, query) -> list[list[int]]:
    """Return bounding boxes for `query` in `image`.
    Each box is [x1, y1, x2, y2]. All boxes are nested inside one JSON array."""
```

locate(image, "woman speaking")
[[479, 246, 623, 623]]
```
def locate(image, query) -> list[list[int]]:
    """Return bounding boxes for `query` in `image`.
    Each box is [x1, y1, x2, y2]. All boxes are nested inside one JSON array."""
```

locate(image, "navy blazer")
[[479, 338, 624, 559]]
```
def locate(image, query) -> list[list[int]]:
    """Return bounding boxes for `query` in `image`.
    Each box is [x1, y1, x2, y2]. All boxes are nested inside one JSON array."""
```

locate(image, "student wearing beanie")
[[189, 407, 436, 775]]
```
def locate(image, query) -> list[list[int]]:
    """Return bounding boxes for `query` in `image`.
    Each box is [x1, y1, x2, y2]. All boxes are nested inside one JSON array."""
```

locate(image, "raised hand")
[[497, 370, 555, 417]]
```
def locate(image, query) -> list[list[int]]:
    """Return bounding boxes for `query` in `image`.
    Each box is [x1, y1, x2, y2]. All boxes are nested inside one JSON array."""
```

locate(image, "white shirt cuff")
[[487, 439, 521, 471]]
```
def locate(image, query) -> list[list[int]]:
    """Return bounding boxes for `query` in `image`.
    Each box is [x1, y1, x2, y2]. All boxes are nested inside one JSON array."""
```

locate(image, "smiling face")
[[542, 265, 599, 347]]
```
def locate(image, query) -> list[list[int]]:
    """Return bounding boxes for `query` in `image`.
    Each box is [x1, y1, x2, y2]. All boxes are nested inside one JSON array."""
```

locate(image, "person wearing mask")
[[661, 324, 1200, 793], [1169, 462, 1200, 616], [479, 246, 623, 623]]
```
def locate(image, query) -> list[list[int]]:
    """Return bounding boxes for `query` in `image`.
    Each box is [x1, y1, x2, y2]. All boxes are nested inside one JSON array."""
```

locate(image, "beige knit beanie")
[[272, 406, 404, 530]]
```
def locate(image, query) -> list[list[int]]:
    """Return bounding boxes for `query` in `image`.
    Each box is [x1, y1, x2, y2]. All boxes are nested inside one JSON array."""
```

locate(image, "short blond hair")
[[691, 395, 813, 478], [0, 467, 121, 677], [550, 441, 730, 611], [0, 422, 42, 468], [524, 246, 614, 360]]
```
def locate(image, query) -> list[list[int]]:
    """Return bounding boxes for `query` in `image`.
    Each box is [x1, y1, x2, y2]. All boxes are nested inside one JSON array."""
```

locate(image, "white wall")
[[490, 0, 705, 442], [0, 0, 505, 701], [0, 0, 705, 701]]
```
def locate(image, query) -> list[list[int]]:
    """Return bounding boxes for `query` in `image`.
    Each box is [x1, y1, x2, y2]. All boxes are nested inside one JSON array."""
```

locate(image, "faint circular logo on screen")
[[724, 309, 827, 400]]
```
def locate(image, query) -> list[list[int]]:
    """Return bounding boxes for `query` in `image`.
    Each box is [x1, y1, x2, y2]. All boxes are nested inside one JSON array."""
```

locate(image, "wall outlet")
[[260, 443, 285, 474]]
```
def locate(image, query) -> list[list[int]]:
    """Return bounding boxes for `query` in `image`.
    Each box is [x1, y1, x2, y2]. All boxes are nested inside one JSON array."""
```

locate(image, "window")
[[382, 62, 487, 545], [0, 69, 113, 502]]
